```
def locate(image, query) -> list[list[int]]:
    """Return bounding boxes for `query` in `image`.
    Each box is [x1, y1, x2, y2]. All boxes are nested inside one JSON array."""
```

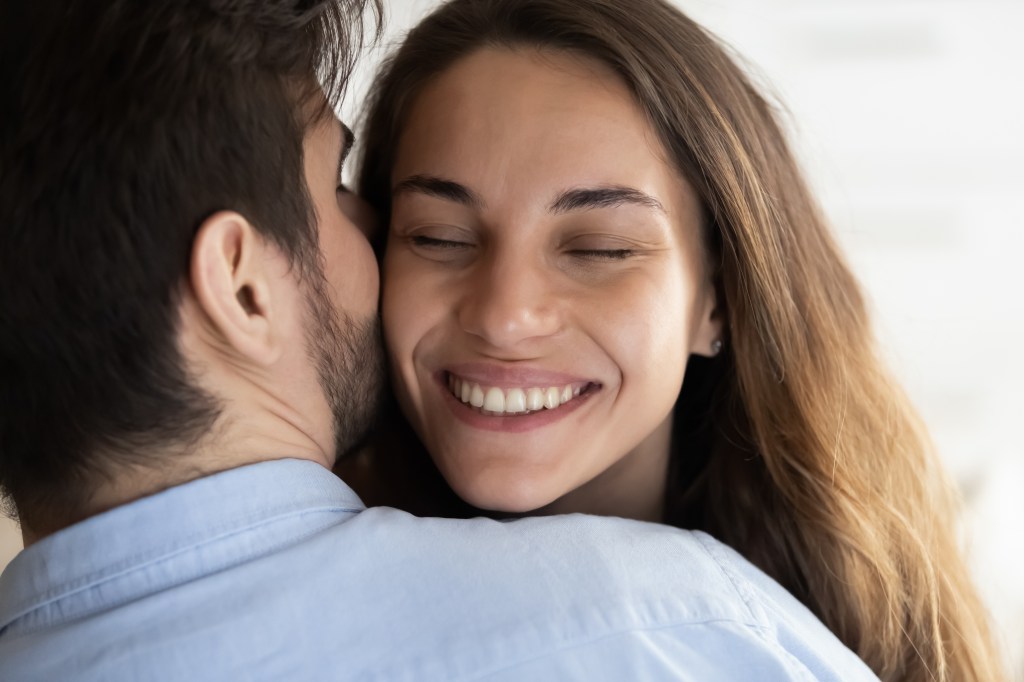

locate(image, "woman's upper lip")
[[440, 362, 597, 388]]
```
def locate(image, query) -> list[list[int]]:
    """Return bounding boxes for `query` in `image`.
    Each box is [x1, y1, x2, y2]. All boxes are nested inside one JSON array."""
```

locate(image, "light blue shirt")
[[0, 459, 877, 681]]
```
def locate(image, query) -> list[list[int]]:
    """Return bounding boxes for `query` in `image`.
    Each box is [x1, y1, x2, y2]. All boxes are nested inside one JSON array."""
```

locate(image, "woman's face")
[[383, 48, 721, 515]]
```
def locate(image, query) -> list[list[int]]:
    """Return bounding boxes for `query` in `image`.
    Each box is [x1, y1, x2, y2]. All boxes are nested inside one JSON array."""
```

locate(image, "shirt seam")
[[691, 533, 818, 682]]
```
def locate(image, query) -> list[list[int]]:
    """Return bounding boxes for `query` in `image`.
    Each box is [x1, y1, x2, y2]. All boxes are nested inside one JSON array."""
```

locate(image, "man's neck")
[[21, 461, 211, 546], [21, 424, 333, 546]]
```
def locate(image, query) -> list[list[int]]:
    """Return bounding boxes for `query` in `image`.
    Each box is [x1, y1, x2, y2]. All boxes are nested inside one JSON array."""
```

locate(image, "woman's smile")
[[437, 366, 602, 431], [445, 372, 595, 415]]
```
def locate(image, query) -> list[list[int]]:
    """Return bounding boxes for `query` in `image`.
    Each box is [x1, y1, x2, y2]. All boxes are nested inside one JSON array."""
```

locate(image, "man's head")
[[1, 0, 384, 536]]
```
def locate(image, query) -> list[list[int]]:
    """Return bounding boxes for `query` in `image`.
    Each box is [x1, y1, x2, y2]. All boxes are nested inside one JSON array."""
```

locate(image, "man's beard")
[[304, 272, 385, 462]]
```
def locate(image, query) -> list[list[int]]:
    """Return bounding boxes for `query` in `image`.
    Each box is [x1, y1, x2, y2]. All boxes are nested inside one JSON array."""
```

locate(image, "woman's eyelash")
[[408, 236, 634, 259], [570, 248, 635, 260], [410, 235, 470, 249]]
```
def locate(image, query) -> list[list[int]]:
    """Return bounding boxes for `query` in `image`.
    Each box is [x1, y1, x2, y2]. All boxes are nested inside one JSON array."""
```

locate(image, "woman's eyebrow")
[[549, 186, 666, 214], [391, 177, 665, 216], [392, 174, 482, 208]]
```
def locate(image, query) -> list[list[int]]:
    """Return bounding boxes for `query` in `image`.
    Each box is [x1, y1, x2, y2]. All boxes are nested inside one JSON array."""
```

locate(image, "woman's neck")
[[532, 414, 673, 523]]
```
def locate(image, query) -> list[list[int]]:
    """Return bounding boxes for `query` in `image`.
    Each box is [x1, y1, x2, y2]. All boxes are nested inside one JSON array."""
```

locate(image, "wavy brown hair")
[[355, 0, 1003, 679]]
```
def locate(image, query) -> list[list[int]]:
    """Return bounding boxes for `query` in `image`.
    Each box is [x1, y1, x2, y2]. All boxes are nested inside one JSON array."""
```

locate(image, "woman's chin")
[[444, 468, 566, 516]]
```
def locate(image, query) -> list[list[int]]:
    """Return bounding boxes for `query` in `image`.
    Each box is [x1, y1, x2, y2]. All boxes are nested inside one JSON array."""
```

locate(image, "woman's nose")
[[457, 254, 561, 350]]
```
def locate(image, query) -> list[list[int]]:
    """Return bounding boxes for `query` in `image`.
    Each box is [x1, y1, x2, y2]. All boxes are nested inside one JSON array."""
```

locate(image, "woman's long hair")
[[356, 1, 1002, 679]]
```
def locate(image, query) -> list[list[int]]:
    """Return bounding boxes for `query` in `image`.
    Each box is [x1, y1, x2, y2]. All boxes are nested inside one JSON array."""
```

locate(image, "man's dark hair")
[[0, 0, 381, 531]]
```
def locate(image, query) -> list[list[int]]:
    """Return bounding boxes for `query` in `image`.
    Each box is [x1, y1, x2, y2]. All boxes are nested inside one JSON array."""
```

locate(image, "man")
[[0, 1, 877, 680]]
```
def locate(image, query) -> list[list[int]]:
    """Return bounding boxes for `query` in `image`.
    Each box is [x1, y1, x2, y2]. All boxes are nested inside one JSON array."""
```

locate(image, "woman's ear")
[[188, 211, 284, 366], [691, 281, 725, 358]]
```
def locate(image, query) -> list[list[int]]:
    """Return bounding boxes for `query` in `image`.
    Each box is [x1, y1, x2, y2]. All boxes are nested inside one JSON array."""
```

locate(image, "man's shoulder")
[[295, 508, 877, 680], [347, 508, 748, 615], [0, 462, 877, 681]]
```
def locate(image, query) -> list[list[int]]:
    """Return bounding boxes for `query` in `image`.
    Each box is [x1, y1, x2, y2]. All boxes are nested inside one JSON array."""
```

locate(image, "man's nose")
[[457, 252, 561, 351], [338, 191, 379, 240]]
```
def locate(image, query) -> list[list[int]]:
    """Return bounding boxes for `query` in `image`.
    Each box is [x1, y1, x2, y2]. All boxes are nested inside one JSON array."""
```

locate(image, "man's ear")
[[691, 281, 725, 358], [189, 211, 285, 366]]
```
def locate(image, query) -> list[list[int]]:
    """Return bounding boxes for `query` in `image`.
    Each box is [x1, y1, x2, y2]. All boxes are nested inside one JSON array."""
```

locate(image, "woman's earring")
[[711, 339, 723, 356]]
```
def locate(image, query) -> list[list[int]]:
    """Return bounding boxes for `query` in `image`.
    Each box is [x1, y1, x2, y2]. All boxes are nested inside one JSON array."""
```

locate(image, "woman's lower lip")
[[438, 379, 596, 433]]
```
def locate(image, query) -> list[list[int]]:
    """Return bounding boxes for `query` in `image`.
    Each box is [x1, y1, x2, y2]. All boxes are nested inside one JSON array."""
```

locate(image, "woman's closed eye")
[[410, 234, 473, 250], [567, 248, 636, 261], [563, 233, 648, 262], [400, 228, 479, 263]]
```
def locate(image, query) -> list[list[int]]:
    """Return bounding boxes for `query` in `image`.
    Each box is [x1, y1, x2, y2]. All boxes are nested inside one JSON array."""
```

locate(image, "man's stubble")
[[305, 267, 385, 462]]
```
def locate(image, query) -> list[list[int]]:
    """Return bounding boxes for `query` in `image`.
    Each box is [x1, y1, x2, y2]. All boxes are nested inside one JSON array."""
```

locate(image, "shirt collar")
[[0, 458, 364, 633]]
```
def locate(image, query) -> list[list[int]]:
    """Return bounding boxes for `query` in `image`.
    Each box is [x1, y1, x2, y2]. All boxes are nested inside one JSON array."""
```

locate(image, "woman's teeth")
[[447, 375, 584, 415]]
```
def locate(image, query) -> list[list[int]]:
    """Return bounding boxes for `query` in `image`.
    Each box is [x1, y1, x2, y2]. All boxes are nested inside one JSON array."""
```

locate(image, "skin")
[[28, 106, 381, 545], [177, 109, 380, 473], [312, 118, 380, 336], [383, 48, 721, 521]]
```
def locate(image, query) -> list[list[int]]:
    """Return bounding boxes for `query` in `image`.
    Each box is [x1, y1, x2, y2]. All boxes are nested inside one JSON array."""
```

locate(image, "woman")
[[344, 0, 1003, 679]]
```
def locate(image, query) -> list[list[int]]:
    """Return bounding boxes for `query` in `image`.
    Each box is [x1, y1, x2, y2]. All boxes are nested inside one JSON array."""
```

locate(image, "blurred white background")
[[3, 0, 1021, 676]]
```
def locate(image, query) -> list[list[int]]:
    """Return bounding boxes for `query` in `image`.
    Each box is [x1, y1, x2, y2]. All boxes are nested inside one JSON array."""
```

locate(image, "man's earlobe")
[[189, 211, 282, 365]]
